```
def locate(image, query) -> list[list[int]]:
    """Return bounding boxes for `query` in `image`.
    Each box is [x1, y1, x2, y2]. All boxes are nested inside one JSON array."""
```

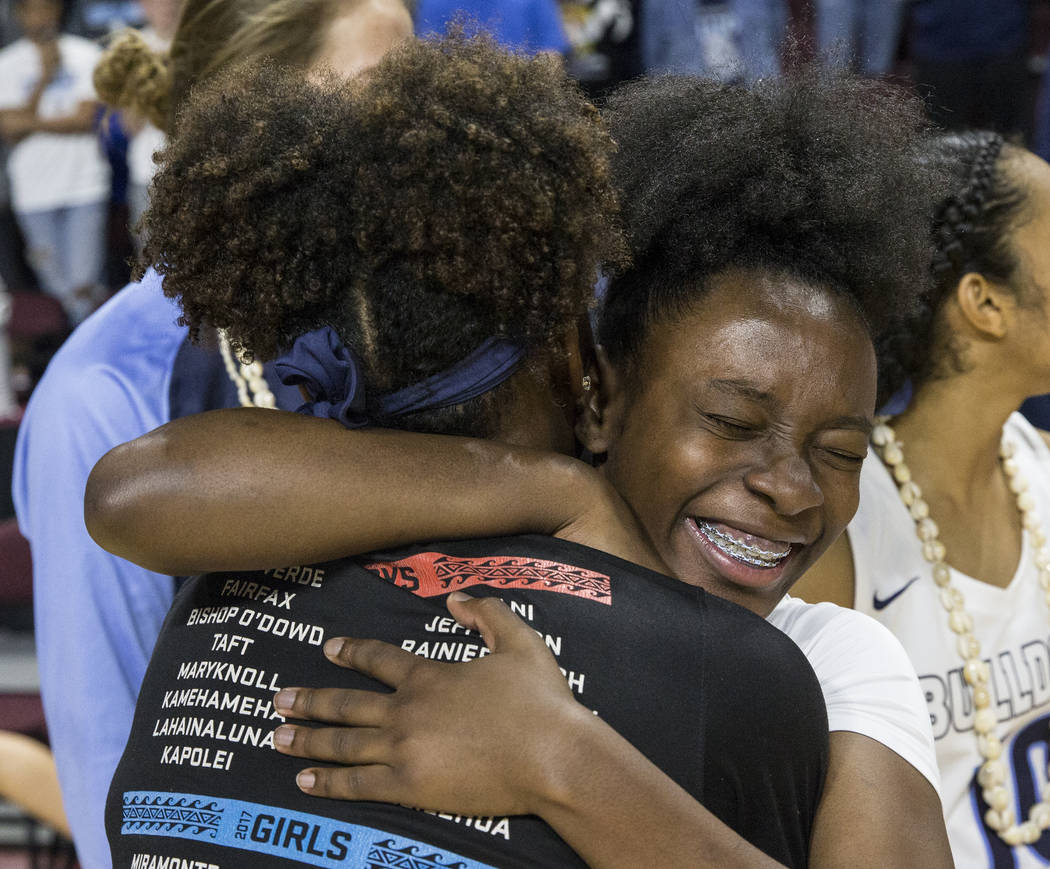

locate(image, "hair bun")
[[94, 29, 172, 130]]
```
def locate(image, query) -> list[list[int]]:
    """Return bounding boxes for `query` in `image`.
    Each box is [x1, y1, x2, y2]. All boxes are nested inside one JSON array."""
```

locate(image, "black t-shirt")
[[107, 535, 828, 868]]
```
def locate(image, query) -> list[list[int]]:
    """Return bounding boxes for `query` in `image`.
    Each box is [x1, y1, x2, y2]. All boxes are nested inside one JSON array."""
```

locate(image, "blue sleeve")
[[413, 0, 446, 37], [415, 0, 567, 54], [526, 0, 569, 54], [12, 286, 179, 869]]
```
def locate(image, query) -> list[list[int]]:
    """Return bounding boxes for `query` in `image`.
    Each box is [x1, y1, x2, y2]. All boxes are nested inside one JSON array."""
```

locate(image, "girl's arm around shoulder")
[[811, 730, 951, 868], [85, 407, 665, 575]]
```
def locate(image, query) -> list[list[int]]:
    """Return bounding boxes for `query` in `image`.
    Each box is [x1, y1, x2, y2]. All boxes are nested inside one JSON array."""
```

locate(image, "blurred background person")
[[557, 0, 639, 99], [796, 131, 1050, 865], [0, 0, 109, 326], [11, 0, 411, 865], [640, 0, 788, 82]]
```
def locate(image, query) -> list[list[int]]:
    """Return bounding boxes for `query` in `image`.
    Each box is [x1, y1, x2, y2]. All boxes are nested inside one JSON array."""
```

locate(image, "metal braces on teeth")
[[697, 521, 788, 567]]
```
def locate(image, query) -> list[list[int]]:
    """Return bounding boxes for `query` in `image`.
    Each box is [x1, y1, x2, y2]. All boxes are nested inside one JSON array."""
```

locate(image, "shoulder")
[[770, 598, 919, 718], [20, 272, 184, 426], [772, 596, 941, 791], [771, 596, 908, 669], [706, 593, 825, 695], [1004, 414, 1050, 489], [13, 276, 183, 532], [1006, 411, 1050, 452]]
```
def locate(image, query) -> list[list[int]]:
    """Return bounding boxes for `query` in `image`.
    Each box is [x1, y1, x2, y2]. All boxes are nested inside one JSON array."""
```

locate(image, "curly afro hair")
[[882, 132, 1030, 389], [142, 33, 623, 436], [597, 71, 943, 405]]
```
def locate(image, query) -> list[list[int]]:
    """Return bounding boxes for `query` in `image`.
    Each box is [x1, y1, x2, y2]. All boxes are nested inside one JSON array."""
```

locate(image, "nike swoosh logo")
[[873, 576, 921, 610]]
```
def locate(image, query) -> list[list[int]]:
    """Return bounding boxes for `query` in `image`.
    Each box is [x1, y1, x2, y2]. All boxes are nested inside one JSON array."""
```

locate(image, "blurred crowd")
[[1, 0, 1049, 395]]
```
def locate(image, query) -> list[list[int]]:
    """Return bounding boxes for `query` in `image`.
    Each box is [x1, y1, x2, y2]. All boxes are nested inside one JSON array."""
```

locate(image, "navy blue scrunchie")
[[273, 326, 525, 429]]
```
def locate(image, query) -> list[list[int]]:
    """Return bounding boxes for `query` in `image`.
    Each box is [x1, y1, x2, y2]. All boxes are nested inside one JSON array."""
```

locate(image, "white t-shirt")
[[769, 594, 941, 796], [0, 35, 109, 212], [849, 412, 1050, 868]]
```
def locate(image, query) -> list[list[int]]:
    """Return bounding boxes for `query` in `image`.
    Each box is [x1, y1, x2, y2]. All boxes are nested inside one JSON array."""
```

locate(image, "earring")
[[581, 375, 592, 391]]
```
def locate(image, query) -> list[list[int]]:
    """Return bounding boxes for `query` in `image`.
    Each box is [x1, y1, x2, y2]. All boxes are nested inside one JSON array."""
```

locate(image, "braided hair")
[[882, 132, 1029, 390]]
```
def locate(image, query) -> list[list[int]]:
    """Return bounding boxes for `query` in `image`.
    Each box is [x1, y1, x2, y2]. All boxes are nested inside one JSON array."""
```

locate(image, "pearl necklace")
[[872, 418, 1050, 847], [218, 331, 277, 409]]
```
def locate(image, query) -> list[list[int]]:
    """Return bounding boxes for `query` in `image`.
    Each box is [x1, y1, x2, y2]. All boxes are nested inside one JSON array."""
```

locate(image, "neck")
[[891, 367, 1019, 505]]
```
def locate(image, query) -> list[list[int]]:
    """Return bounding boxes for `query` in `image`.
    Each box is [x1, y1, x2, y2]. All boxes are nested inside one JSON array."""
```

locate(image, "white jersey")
[[769, 595, 940, 795], [849, 412, 1050, 868], [0, 35, 109, 212]]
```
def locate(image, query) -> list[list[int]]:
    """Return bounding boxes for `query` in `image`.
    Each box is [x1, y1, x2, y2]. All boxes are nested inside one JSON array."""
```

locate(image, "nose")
[[743, 450, 824, 516]]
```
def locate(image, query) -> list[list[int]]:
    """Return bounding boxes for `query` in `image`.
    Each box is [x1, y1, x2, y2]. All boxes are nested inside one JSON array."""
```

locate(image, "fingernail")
[[448, 591, 472, 602], [324, 637, 346, 658], [273, 726, 294, 748], [273, 688, 298, 714], [297, 770, 316, 791]]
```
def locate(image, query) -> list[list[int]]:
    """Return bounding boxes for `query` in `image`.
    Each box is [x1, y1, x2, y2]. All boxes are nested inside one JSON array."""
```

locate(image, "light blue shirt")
[[13, 269, 299, 867], [13, 270, 186, 868]]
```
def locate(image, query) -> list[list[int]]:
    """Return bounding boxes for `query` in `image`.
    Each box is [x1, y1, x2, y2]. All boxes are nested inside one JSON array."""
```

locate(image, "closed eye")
[[703, 414, 758, 438], [822, 448, 866, 469]]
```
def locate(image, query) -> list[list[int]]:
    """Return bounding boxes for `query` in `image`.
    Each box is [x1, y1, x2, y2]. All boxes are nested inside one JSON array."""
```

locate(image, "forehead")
[[638, 268, 877, 408]]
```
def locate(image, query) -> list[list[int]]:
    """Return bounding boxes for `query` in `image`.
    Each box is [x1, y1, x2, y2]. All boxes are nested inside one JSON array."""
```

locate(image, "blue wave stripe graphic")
[[121, 791, 495, 868]]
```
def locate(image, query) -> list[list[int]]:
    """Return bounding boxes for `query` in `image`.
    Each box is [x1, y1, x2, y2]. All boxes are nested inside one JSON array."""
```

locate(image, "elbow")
[[84, 443, 174, 573], [84, 445, 136, 555]]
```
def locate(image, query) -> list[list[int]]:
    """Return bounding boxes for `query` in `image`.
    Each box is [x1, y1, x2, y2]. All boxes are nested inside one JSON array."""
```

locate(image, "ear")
[[561, 317, 595, 405], [954, 272, 1010, 339], [575, 344, 627, 457]]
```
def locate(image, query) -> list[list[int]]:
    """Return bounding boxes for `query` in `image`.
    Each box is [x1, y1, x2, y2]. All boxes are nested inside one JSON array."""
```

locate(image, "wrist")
[[527, 699, 613, 819]]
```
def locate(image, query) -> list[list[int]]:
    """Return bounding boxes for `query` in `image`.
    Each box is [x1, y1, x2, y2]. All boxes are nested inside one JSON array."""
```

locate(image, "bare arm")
[[0, 100, 97, 141], [274, 594, 784, 869], [32, 98, 99, 133], [85, 407, 665, 576], [0, 83, 48, 143], [0, 731, 70, 837], [0, 108, 38, 142], [811, 732, 951, 868]]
